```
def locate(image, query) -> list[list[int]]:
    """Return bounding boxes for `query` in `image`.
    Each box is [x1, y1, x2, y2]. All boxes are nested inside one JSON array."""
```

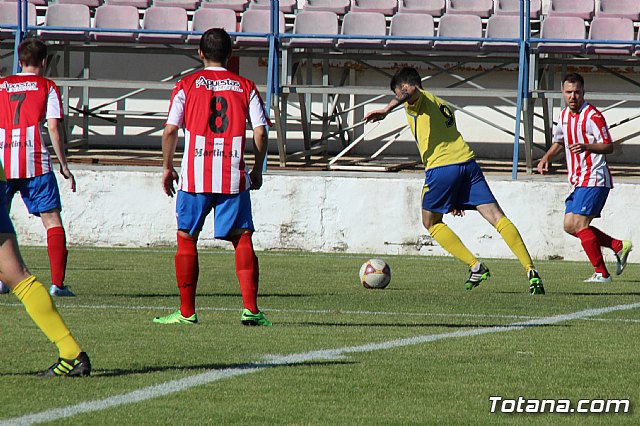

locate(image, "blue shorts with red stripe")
[[5, 172, 62, 216], [176, 189, 254, 239], [565, 186, 609, 218], [0, 182, 16, 234], [422, 160, 497, 213]]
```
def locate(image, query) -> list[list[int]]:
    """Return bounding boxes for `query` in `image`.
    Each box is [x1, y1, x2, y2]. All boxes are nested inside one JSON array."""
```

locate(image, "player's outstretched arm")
[[162, 124, 180, 197], [537, 142, 564, 175], [47, 118, 76, 192], [249, 125, 268, 190], [364, 98, 401, 123]]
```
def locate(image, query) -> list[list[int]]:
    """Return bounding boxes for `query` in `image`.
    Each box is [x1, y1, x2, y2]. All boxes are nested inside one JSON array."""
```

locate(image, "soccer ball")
[[359, 258, 391, 289]]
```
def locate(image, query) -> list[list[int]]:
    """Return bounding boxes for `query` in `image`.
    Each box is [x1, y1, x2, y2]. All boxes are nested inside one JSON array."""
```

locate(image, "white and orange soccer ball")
[[359, 258, 391, 289]]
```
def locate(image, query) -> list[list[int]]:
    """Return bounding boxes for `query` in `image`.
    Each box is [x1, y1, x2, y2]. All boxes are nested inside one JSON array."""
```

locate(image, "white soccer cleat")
[[49, 285, 76, 297], [0, 281, 10, 294], [583, 273, 612, 283]]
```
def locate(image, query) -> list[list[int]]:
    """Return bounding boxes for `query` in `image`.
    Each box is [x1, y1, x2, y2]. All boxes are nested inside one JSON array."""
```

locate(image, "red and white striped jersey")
[[553, 103, 613, 191], [166, 66, 269, 194], [0, 73, 62, 179]]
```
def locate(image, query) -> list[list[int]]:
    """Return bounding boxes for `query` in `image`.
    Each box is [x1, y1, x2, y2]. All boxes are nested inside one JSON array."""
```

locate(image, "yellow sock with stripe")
[[495, 217, 535, 272], [428, 223, 478, 268], [13, 275, 82, 359]]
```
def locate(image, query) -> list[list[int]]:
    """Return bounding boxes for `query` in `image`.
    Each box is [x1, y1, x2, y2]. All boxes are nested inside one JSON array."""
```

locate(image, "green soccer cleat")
[[153, 310, 198, 324], [241, 309, 272, 327], [616, 240, 633, 276], [528, 269, 545, 295], [39, 352, 91, 377], [465, 263, 490, 290]]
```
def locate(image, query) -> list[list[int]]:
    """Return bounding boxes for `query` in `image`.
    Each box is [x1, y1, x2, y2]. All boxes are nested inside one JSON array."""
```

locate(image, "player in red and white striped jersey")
[[538, 73, 632, 282], [0, 38, 76, 297], [154, 28, 272, 326]]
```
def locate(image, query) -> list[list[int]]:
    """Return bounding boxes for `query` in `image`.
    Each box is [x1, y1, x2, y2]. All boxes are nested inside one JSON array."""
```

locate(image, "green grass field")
[[1, 246, 639, 425]]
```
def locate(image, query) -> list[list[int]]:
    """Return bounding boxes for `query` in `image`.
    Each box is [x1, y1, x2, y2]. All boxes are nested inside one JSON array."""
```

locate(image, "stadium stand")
[[137, 6, 188, 43], [56, 0, 101, 7], [494, 0, 541, 19], [288, 10, 338, 48], [481, 14, 519, 52], [385, 12, 434, 50], [187, 8, 238, 43], [537, 15, 586, 53], [249, 0, 297, 13], [446, 0, 493, 18], [199, 0, 248, 12], [351, 0, 398, 16], [1, 0, 47, 6], [0, 2, 36, 39], [433, 13, 482, 51], [336, 11, 386, 49], [91, 5, 140, 42], [586, 17, 634, 55], [153, 0, 200, 11], [302, 0, 350, 15], [39, 4, 90, 41], [397, 0, 444, 16], [104, 0, 150, 8], [236, 9, 285, 46], [596, 0, 640, 21], [548, 0, 594, 20]]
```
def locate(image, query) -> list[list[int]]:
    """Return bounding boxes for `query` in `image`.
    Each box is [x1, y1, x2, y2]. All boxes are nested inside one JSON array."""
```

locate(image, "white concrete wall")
[[9, 166, 636, 263]]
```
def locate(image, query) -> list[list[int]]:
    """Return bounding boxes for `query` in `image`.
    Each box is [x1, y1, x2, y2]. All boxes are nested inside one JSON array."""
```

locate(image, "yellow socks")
[[495, 217, 535, 272], [428, 223, 479, 268], [13, 275, 82, 359]]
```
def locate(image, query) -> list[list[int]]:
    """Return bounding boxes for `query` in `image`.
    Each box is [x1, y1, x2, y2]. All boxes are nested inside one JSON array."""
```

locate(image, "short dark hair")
[[562, 72, 584, 89], [390, 67, 423, 91], [199, 28, 232, 63], [18, 38, 47, 68]]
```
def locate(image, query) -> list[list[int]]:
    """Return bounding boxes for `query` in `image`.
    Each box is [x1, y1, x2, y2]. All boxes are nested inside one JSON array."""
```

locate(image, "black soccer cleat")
[[39, 352, 91, 377]]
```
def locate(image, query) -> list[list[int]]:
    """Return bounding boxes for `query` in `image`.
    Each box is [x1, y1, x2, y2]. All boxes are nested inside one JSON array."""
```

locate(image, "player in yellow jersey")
[[0, 164, 90, 376], [365, 67, 544, 294]]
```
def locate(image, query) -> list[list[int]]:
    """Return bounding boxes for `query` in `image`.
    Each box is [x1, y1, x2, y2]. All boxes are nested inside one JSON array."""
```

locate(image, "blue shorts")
[[422, 160, 497, 213], [5, 172, 62, 216], [565, 187, 609, 218], [176, 190, 254, 239], [0, 182, 16, 234]]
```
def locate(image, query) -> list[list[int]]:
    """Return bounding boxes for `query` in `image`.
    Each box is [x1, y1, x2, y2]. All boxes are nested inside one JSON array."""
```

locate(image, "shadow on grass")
[[105, 293, 311, 298], [292, 322, 567, 328]]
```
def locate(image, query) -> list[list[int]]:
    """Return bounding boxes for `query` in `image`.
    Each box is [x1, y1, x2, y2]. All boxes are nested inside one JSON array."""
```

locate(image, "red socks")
[[590, 226, 623, 254], [175, 233, 199, 318], [47, 226, 68, 288], [231, 233, 259, 314], [576, 227, 609, 277]]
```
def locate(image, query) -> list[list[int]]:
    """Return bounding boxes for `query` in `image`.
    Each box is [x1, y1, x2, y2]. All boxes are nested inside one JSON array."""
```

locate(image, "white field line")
[[2, 302, 639, 426], [0, 302, 638, 324]]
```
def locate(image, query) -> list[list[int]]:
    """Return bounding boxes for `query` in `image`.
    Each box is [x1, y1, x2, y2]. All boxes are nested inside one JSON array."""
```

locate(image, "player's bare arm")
[[249, 125, 268, 190], [364, 98, 401, 123], [47, 118, 76, 192], [161, 124, 180, 197], [568, 142, 614, 155], [537, 142, 565, 174]]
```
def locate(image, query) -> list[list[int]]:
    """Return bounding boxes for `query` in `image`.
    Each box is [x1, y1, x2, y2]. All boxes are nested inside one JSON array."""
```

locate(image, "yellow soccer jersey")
[[404, 89, 475, 170]]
